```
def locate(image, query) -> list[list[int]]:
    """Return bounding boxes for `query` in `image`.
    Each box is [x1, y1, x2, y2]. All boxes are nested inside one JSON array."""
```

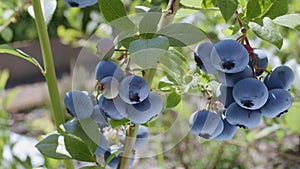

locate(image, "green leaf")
[[36, 133, 72, 160], [157, 23, 206, 46], [0, 44, 44, 73], [273, 13, 300, 31], [160, 49, 188, 75], [61, 118, 98, 153], [249, 17, 283, 49], [64, 134, 96, 162], [245, 0, 261, 19], [129, 36, 169, 68], [139, 7, 162, 38], [217, 0, 238, 22], [109, 118, 129, 129], [98, 0, 135, 31], [285, 102, 300, 134], [1, 27, 13, 42], [166, 91, 181, 108], [262, 0, 288, 19]]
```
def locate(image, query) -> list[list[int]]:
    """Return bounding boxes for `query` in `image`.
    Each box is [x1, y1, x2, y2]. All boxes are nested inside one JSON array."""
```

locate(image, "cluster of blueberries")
[[190, 39, 294, 140], [63, 38, 163, 168]]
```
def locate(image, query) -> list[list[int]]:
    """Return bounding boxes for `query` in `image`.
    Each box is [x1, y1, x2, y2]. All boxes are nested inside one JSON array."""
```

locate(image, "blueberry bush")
[[1, 0, 300, 168]]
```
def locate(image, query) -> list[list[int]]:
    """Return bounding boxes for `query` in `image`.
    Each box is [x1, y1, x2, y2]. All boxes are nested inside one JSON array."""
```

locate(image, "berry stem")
[[32, 0, 74, 168], [235, 11, 258, 78]]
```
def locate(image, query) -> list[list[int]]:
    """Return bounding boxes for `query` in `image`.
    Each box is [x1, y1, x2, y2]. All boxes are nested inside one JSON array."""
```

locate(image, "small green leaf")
[[139, 7, 162, 38], [36, 133, 72, 160], [64, 134, 96, 162], [249, 17, 283, 49], [129, 36, 169, 68], [262, 0, 288, 19], [273, 13, 300, 31], [217, 0, 238, 22], [0, 44, 44, 73], [166, 91, 181, 108], [157, 23, 206, 46], [98, 0, 135, 31], [245, 0, 261, 19], [222, 25, 240, 36], [1, 27, 13, 42], [110, 118, 129, 129], [285, 102, 300, 134]]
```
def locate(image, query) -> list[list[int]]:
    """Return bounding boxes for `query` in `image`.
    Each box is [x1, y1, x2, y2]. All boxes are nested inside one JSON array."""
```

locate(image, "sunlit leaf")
[[273, 13, 300, 31], [249, 17, 283, 49]]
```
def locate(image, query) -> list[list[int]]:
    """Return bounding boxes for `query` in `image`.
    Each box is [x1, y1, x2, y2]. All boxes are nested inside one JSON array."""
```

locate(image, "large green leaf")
[[0, 44, 44, 73], [36, 133, 72, 160], [273, 14, 300, 31], [217, 0, 238, 22], [285, 102, 300, 134], [98, 0, 135, 31], [249, 17, 283, 49], [160, 49, 188, 75], [62, 118, 98, 153], [129, 36, 169, 68], [64, 134, 96, 162], [36, 133, 96, 162], [262, 0, 288, 19], [245, 0, 261, 19], [157, 23, 207, 46], [245, 0, 288, 20], [139, 7, 162, 38]]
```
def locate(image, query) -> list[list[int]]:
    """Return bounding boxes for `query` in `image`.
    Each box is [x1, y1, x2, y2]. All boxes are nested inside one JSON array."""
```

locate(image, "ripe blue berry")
[[64, 90, 93, 119], [194, 41, 217, 74], [264, 65, 294, 90], [98, 96, 126, 120], [218, 65, 253, 87], [188, 110, 224, 139], [261, 89, 292, 118], [233, 78, 268, 110], [225, 103, 262, 129], [119, 75, 150, 104], [95, 61, 125, 82], [126, 92, 163, 124], [210, 40, 249, 73], [214, 118, 237, 140]]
